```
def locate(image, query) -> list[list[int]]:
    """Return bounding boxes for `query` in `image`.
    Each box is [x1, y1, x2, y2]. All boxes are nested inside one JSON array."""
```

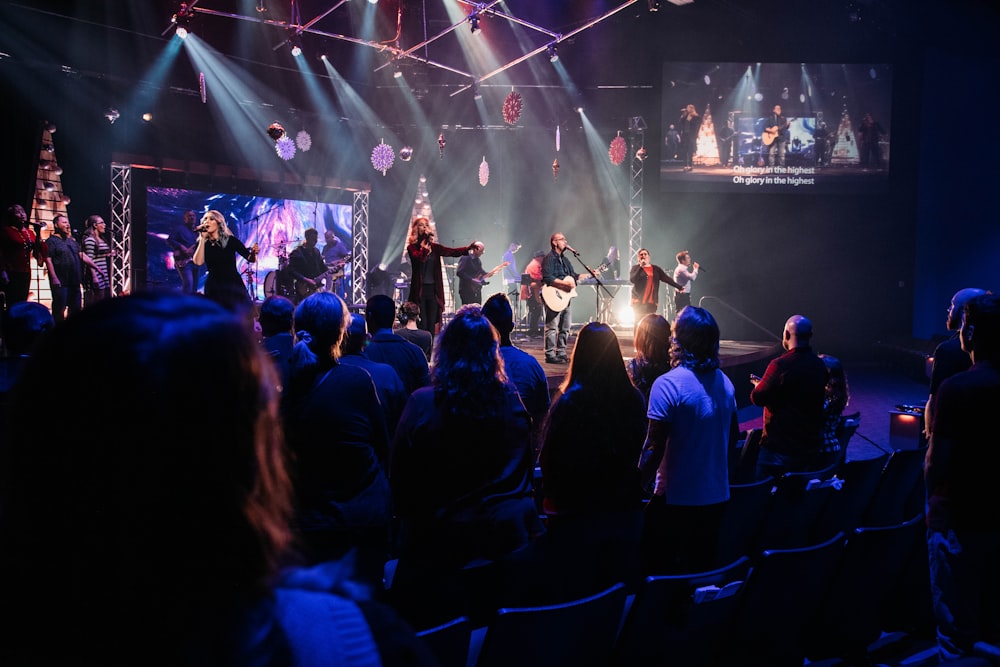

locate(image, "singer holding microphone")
[[191, 209, 258, 313], [405, 215, 478, 335], [672, 250, 700, 316], [629, 248, 682, 332]]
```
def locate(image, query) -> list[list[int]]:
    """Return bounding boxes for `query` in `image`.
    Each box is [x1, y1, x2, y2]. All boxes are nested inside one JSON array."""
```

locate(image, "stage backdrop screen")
[[146, 187, 352, 301], [660, 62, 892, 194]]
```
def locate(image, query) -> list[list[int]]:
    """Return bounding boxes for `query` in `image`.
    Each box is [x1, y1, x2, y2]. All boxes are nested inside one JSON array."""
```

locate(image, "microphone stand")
[[568, 252, 616, 324]]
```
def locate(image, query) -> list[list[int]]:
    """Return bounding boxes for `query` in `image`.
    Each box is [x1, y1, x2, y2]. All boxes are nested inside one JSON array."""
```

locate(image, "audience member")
[[482, 292, 550, 453], [0, 292, 435, 666], [394, 301, 433, 361], [925, 292, 1000, 661], [924, 287, 989, 437], [280, 292, 393, 590], [341, 313, 407, 440], [0, 301, 54, 424], [750, 314, 828, 480], [535, 322, 647, 592], [44, 213, 88, 322], [364, 294, 429, 395], [0, 204, 46, 308], [390, 305, 541, 590], [82, 214, 112, 307], [638, 306, 739, 574], [817, 354, 850, 468], [627, 313, 673, 401], [257, 294, 296, 391]]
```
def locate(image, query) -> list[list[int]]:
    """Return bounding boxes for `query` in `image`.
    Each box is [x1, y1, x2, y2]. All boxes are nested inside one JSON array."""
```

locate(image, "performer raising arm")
[[405, 216, 477, 335], [629, 248, 682, 331]]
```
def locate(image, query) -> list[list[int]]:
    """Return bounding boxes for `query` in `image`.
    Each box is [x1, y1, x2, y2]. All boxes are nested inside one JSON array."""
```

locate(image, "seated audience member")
[[638, 306, 739, 575], [389, 305, 541, 606], [280, 292, 393, 591], [817, 354, 850, 468], [532, 322, 648, 594], [340, 313, 408, 440], [0, 292, 435, 666], [482, 292, 550, 453], [750, 314, 828, 480], [365, 295, 430, 395], [626, 313, 673, 401], [925, 292, 1000, 661], [257, 294, 295, 390], [394, 301, 433, 361]]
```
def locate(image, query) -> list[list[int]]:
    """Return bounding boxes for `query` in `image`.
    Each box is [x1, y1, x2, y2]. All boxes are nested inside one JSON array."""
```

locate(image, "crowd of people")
[[1, 206, 997, 664]]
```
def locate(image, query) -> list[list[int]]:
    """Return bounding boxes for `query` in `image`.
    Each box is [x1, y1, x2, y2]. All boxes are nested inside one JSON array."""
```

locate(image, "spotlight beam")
[[451, 0, 640, 97]]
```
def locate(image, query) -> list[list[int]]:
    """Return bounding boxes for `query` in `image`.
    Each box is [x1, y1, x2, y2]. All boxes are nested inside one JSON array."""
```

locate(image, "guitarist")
[[457, 242, 507, 306], [764, 104, 789, 167], [541, 233, 589, 365], [167, 210, 202, 294], [287, 228, 329, 299]]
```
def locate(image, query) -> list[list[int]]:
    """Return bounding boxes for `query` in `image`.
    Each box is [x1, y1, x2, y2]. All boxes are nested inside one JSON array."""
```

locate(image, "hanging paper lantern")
[[438, 133, 446, 159], [296, 130, 312, 151], [479, 156, 489, 187], [267, 122, 286, 141], [502, 90, 522, 125], [371, 139, 395, 175], [609, 135, 627, 165], [199, 72, 206, 104], [552, 158, 559, 179], [275, 136, 296, 160], [399, 146, 413, 161]]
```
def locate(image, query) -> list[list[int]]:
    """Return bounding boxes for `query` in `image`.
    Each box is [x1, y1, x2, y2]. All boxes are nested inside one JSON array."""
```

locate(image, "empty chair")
[[416, 616, 473, 667], [715, 476, 774, 566], [805, 513, 924, 663], [836, 411, 862, 451], [755, 462, 840, 552], [864, 447, 927, 527], [723, 532, 847, 667], [815, 452, 891, 540], [473, 582, 628, 667], [612, 556, 752, 666]]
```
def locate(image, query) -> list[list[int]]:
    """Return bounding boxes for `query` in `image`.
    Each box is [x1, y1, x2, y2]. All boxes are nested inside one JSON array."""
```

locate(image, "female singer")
[[405, 215, 476, 335], [192, 209, 258, 312], [678, 103, 701, 171]]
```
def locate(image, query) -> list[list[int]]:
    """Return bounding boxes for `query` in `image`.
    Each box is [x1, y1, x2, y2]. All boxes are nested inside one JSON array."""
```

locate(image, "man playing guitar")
[[457, 241, 508, 306], [167, 210, 202, 294], [762, 104, 789, 167], [541, 232, 591, 365], [287, 228, 331, 299]]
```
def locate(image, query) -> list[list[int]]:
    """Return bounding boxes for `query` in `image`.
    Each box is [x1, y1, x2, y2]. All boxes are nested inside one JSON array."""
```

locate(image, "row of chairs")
[[417, 513, 932, 667]]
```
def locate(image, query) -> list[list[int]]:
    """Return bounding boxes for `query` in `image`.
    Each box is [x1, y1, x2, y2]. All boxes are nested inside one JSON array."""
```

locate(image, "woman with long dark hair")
[[627, 313, 673, 401]]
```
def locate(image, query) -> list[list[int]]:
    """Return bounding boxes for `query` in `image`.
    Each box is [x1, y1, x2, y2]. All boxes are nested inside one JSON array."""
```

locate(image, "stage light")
[[171, 2, 193, 39], [393, 63, 403, 78], [648, 0, 661, 11], [472, 82, 482, 99], [289, 35, 302, 57], [142, 112, 153, 122], [547, 43, 558, 63], [469, 11, 480, 34], [575, 106, 584, 113], [104, 108, 120, 124]]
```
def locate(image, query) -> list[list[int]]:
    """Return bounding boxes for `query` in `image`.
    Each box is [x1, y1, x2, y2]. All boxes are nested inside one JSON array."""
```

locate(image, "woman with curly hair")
[[627, 312, 673, 401], [404, 215, 477, 335], [389, 304, 541, 616], [638, 305, 739, 574]]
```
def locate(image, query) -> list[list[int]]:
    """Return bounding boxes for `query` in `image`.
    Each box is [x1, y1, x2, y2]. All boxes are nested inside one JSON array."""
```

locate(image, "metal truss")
[[351, 190, 369, 307], [628, 129, 645, 267], [109, 163, 132, 295]]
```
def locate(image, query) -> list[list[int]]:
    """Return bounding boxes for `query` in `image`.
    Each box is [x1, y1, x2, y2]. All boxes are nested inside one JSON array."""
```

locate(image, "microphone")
[[194, 223, 210, 232], [564, 245, 580, 255], [696, 263, 706, 272]]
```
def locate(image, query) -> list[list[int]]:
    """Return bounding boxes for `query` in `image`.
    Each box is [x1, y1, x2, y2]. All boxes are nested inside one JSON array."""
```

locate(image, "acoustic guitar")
[[761, 125, 780, 146], [540, 262, 610, 312]]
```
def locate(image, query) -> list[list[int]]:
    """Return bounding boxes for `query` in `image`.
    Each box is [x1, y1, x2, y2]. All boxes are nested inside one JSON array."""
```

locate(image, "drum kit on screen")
[[262, 238, 350, 304]]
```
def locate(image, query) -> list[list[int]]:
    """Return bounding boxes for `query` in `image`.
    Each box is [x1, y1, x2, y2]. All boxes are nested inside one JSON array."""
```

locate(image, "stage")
[[507, 327, 781, 409]]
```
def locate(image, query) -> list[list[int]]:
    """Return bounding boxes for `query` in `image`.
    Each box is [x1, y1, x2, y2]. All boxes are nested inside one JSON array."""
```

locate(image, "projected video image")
[[661, 62, 892, 194], [146, 187, 352, 301]]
